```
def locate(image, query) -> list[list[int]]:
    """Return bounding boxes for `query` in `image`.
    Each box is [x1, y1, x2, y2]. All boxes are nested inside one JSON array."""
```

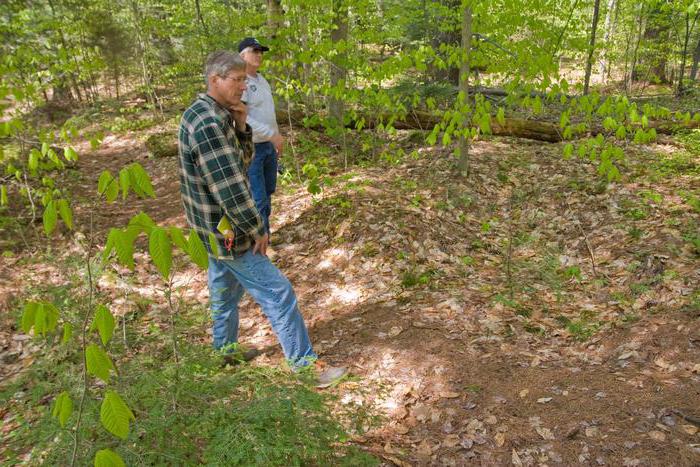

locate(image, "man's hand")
[[270, 133, 284, 158], [253, 233, 269, 256], [230, 101, 248, 130]]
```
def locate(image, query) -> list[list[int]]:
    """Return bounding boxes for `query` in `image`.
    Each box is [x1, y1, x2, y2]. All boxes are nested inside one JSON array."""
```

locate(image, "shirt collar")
[[198, 93, 231, 121]]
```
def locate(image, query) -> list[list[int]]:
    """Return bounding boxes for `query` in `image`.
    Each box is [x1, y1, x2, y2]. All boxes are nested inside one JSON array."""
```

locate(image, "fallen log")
[[150, 110, 699, 159]]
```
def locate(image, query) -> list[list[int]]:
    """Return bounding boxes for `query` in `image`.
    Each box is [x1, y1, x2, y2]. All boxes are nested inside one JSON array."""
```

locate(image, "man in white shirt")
[[238, 37, 283, 236]]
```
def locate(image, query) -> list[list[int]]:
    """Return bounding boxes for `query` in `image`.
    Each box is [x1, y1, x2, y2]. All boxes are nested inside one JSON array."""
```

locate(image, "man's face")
[[241, 48, 263, 69], [212, 69, 247, 107]]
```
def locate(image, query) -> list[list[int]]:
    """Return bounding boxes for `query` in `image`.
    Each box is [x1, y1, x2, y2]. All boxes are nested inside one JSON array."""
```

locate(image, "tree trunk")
[[329, 0, 348, 126], [583, 0, 602, 95], [195, 0, 209, 37], [598, 0, 616, 83], [458, 3, 472, 174], [691, 36, 700, 81], [627, 4, 646, 94], [266, 0, 283, 36], [677, 11, 699, 94]]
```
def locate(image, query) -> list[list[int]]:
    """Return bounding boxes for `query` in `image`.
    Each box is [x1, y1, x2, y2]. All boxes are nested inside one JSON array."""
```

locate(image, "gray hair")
[[204, 51, 246, 83], [239, 46, 256, 56]]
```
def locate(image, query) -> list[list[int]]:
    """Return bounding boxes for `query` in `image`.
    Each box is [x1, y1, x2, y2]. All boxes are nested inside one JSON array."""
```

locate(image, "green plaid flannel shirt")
[[178, 93, 265, 258]]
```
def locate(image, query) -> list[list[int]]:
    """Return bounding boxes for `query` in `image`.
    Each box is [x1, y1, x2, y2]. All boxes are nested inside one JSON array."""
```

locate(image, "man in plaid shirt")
[[178, 51, 345, 386]]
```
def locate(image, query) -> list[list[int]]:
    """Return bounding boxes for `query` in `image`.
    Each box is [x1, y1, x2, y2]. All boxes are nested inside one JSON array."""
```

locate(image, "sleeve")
[[192, 123, 265, 239], [246, 114, 276, 140], [235, 123, 254, 163]]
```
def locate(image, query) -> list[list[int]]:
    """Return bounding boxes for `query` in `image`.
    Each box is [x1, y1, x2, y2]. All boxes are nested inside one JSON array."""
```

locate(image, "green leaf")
[[496, 107, 506, 126], [100, 390, 135, 440], [127, 163, 155, 198], [91, 305, 115, 346], [119, 168, 130, 200], [86, 344, 114, 383], [41, 142, 49, 156], [62, 323, 73, 344], [64, 147, 78, 162], [149, 227, 172, 279], [169, 227, 188, 253], [57, 199, 73, 230], [52, 391, 73, 428], [98, 171, 119, 203], [187, 230, 209, 269], [94, 449, 126, 467], [21, 302, 39, 333], [208, 232, 219, 257], [103, 228, 119, 262], [43, 201, 58, 235], [128, 212, 155, 235], [113, 229, 135, 269], [28, 149, 40, 171], [31, 302, 59, 336], [563, 143, 574, 159], [641, 114, 648, 128], [1, 185, 7, 206], [615, 125, 627, 140]]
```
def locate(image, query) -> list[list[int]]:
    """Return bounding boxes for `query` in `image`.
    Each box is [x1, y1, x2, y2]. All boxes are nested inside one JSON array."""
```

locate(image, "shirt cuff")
[[235, 123, 252, 140]]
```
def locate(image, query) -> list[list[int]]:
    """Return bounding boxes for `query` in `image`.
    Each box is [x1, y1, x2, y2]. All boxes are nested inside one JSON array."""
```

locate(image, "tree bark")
[[267, 0, 283, 36], [329, 0, 348, 125], [677, 11, 699, 95], [690, 35, 700, 81], [583, 0, 602, 95], [598, 0, 617, 83], [458, 2, 472, 173]]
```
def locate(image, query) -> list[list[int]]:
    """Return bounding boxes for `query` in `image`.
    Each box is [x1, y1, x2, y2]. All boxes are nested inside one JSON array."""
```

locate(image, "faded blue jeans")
[[207, 252, 316, 368], [247, 142, 277, 235]]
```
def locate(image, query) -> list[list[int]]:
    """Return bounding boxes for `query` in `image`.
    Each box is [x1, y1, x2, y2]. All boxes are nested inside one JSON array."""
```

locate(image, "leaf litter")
[[1, 130, 699, 465]]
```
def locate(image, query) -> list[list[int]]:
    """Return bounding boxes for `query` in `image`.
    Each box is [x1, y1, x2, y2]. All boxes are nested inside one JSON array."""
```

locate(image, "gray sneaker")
[[316, 365, 347, 388]]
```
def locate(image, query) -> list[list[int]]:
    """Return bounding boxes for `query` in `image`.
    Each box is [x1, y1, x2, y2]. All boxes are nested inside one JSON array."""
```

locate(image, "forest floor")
[[1, 105, 699, 465]]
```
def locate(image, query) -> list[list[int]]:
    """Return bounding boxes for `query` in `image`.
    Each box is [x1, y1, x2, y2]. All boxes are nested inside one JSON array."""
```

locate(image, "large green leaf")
[[114, 229, 135, 270], [21, 302, 38, 333], [86, 344, 114, 383], [127, 163, 155, 198], [100, 390, 135, 440], [148, 227, 172, 279], [128, 212, 155, 236], [28, 148, 40, 171], [119, 168, 130, 200], [31, 303, 59, 336], [51, 391, 73, 428], [169, 227, 188, 253], [90, 305, 115, 346], [208, 232, 219, 257], [43, 201, 58, 235], [98, 171, 119, 203], [57, 199, 73, 230], [94, 449, 126, 467], [62, 323, 73, 344], [1, 185, 7, 206], [187, 230, 209, 269]]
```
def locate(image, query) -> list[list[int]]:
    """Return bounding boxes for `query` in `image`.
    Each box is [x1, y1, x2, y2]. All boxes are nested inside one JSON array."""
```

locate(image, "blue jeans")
[[207, 252, 316, 368], [247, 142, 278, 234]]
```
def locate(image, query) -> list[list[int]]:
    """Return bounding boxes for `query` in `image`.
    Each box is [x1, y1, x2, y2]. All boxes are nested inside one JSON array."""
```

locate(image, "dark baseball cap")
[[238, 37, 270, 52]]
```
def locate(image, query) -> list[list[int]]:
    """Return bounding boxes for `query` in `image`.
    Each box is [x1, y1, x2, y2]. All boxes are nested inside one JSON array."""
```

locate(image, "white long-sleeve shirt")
[[242, 73, 279, 144]]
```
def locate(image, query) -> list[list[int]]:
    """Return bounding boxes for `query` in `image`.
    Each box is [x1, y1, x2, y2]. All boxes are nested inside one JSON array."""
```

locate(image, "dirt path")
[[1, 129, 698, 465]]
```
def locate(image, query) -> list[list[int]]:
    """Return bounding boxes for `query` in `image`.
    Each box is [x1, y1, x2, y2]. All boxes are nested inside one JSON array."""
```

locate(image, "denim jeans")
[[207, 252, 316, 368], [247, 142, 278, 235]]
